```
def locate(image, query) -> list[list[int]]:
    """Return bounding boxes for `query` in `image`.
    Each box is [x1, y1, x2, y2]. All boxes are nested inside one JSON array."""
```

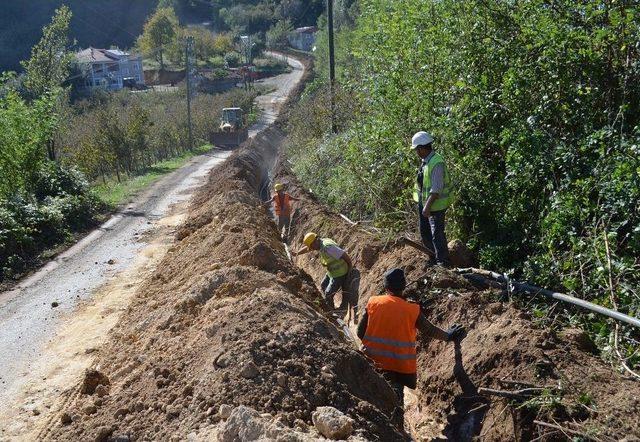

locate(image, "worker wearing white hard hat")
[[411, 131, 452, 267]]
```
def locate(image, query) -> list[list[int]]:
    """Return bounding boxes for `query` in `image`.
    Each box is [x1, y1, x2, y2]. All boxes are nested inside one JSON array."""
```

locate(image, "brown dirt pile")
[[275, 162, 640, 441], [47, 129, 408, 441]]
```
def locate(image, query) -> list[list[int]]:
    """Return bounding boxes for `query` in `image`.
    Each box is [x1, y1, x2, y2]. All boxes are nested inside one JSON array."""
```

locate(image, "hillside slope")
[[0, 1, 157, 72]]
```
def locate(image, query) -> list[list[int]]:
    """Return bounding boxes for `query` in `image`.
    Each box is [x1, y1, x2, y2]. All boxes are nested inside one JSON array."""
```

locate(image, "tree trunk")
[[47, 139, 56, 161]]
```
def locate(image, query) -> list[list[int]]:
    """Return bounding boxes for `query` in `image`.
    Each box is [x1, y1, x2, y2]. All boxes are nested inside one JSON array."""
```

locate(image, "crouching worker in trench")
[[263, 183, 300, 240], [357, 268, 465, 411], [291, 232, 357, 318]]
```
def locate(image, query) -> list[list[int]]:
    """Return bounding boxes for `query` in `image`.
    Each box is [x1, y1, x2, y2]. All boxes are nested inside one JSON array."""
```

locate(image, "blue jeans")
[[418, 205, 450, 267]]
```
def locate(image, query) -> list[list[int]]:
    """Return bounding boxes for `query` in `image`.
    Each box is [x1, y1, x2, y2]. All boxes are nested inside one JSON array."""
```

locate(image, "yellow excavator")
[[211, 107, 249, 148]]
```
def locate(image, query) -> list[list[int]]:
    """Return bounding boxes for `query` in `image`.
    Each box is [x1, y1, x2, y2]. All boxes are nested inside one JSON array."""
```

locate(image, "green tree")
[[213, 33, 234, 55], [266, 20, 293, 50], [137, 7, 180, 70], [0, 91, 58, 198], [289, 0, 640, 355], [20, 5, 73, 100]]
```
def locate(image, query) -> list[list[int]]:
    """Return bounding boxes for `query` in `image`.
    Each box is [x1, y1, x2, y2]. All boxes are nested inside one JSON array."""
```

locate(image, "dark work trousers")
[[321, 272, 354, 314], [382, 370, 411, 430], [418, 205, 450, 267], [277, 214, 290, 234]]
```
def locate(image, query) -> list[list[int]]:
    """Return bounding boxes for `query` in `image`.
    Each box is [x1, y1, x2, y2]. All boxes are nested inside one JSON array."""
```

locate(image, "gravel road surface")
[[0, 55, 304, 407]]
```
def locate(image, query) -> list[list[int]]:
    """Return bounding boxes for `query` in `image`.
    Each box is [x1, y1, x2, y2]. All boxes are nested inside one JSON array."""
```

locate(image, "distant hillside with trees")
[[1, 0, 326, 73], [0, 1, 158, 72]]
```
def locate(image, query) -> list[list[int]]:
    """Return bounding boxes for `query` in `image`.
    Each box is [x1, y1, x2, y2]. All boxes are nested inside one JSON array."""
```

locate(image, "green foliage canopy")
[[288, 0, 640, 346], [137, 7, 180, 70], [21, 6, 74, 99]]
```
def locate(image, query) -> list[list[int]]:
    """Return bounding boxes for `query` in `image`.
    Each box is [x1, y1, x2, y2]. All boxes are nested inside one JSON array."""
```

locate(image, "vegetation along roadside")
[[286, 0, 640, 366], [0, 6, 260, 285]]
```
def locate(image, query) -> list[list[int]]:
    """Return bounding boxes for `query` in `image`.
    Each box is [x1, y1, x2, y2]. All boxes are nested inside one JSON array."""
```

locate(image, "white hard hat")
[[411, 131, 434, 148]]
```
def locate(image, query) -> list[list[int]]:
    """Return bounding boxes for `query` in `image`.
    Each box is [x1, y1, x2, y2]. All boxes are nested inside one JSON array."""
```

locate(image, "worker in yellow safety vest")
[[264, 183, 300, 239], [292, 232, 355, 315], [412, 131, 453, 267], [357, 268, 465, 408]]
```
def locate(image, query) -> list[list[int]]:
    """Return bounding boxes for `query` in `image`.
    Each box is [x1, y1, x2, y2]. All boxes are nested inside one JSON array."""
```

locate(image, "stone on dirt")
[[218, 406, 266, 442], [312, 406, 354, 440], [276, 373, 288, 388], [219, 404, 233, 419], [95, 384, 109, 397], [240, 361, 259, 379], [60, 412, 72, 425], [81, 369, 110, 395], [93, 425, 114, 442], [218, 406, 318, 442]]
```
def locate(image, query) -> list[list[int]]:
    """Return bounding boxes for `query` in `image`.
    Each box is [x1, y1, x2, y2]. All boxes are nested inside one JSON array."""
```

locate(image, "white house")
[[288, 26, 318, 52], [76, 47, 144, 90]]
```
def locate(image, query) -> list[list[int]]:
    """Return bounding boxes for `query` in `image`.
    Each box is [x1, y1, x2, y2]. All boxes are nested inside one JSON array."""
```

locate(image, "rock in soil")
[[81, 369, 110, 395], [60, 412, 72, 425], [95, 384, 109, 398], [312, 406, 354, 440], [239, 361, 259, 379], [219, 404, 233, 420]]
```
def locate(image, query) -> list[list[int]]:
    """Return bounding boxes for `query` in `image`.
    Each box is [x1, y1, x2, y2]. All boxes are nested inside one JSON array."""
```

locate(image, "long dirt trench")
[[33, 118, 640, 441]]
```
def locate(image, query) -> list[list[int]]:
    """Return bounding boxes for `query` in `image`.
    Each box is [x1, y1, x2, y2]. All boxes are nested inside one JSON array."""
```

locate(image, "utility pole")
[[240, 35, 253, 90], [185, 36, 194, 151], [327, 0, 336, 133]]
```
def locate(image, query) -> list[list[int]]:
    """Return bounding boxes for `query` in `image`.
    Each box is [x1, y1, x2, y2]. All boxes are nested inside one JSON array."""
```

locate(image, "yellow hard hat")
[[274, 183, 284, 191], [303, 232, 317, 247]]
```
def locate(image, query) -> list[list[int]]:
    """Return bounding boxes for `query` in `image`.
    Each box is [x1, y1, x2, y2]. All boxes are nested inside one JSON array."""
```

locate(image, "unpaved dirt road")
[[0, 55, 303, 439]]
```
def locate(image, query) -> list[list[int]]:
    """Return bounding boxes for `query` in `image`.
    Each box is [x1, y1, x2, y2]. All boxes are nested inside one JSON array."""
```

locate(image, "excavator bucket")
[[211, 129, 249, 148]]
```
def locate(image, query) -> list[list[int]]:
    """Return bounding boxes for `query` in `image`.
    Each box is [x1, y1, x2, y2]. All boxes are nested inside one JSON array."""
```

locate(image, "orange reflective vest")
[[362, 294, 420, 374], [273, 193, 291, 216]]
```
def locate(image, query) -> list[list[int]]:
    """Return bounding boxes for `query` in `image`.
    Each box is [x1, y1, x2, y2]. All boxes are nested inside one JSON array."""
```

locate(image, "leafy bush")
[[208, 56, 226, 69], [266, 20, 293, 50], [33, 162, 89, 200], [253, 57, 290, 74], [224, 51, 242, 68], [0, 174, 103, 281], [289, 0, 640, 357]]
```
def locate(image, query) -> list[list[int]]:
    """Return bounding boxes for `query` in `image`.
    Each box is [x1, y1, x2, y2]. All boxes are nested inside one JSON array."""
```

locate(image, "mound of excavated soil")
[[275, 156, 640, 440], [44, 119, 639, 441], [46, 129, 408, 441]]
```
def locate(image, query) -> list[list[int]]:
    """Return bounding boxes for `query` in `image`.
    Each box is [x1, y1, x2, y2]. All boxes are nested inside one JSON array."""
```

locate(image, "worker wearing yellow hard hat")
[[292, 232, 356, 317], [264, 182, 300, 241]]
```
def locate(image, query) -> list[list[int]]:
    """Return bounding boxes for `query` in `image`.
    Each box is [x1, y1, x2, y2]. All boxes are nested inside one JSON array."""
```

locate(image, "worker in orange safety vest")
[[264, 183, 300, 239], [357, 268, 465, 408]]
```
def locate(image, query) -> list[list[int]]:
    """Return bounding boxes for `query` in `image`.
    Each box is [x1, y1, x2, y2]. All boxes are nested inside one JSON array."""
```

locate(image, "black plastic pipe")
[[456, 268, 640, 329]]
